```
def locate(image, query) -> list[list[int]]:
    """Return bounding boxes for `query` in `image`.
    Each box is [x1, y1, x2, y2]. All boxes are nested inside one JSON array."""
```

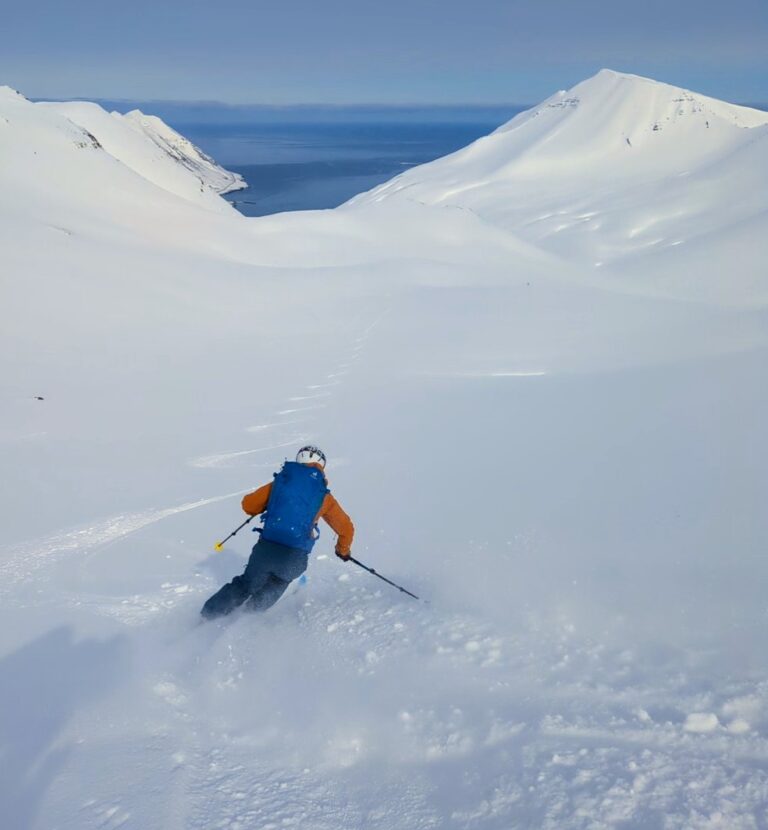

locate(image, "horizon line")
[[32, 97, 534, 108], [27, 95, 768, 110]]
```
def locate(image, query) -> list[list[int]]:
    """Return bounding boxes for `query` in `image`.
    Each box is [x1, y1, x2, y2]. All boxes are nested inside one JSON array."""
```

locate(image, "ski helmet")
[[296, 445, 327, 469]]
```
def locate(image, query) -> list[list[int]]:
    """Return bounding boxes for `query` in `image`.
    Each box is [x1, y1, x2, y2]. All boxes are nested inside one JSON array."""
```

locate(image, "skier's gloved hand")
[[335, 549, 351, 561]]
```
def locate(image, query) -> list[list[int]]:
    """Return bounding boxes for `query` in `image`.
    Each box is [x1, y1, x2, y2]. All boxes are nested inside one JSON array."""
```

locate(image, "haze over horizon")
[[2, 0, 766, 105]]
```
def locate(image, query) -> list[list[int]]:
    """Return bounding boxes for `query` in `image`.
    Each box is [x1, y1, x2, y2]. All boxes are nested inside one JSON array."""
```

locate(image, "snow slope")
[[1, 73, 768, 830]]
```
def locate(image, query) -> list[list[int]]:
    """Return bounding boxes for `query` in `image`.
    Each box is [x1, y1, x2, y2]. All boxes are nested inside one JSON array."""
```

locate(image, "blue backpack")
[[259, 461, 329, 553]]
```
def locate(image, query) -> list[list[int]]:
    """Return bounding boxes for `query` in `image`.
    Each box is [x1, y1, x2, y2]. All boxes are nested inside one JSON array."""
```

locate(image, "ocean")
[[180, 119, 522, 216]]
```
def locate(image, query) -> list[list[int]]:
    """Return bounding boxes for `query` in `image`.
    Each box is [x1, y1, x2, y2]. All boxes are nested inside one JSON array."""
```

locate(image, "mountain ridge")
[[347, 69, 768, 304]]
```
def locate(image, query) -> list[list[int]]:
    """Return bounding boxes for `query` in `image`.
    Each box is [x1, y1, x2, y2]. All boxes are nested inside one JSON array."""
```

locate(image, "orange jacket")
[[241, 464, 354, 555]]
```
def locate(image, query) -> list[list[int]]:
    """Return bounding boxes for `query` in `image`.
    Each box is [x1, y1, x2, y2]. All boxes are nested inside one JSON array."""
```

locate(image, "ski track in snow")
[[188, 326, 373, 471], [245, 419, 310, 433], [75, 332, 377, 628], [0, 491, 244, 591], [2, 319, 375, 602], [189, 438, 310, 470], [1, 322, 376, 603]]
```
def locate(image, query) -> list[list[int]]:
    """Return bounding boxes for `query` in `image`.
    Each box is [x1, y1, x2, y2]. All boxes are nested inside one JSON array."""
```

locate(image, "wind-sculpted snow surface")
[[1, 73, 767, 829]]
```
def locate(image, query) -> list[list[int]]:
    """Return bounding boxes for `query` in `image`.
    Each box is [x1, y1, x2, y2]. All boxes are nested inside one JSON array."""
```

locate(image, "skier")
[[201, 445, 354, 619]]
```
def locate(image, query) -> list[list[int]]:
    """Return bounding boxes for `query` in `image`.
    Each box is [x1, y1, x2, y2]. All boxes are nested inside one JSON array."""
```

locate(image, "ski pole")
[[214, 515, 254, 551], [348, 556, 420, 600]]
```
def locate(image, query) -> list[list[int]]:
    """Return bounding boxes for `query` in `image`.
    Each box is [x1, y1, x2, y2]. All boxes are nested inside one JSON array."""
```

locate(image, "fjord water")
[[182, 119, 521, 215]]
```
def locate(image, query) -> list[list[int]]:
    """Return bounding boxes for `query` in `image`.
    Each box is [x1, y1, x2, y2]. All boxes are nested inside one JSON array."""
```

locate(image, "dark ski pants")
[[201, 538, 308, 619]]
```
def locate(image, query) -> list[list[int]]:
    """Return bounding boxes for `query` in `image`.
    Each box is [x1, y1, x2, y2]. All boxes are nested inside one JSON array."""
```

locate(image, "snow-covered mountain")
[[0, 85, 244, 238], [352, 69, 768, 303], [1, 72, 767, 830], [41, 101, 245, 199]]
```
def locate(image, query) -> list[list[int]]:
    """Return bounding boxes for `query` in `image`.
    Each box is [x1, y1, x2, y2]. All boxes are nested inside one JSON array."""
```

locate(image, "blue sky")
[[2, 0, 766, 103]]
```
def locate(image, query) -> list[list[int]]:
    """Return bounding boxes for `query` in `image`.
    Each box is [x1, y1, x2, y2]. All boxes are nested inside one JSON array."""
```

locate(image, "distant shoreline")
[[32, 99, 532, 127]]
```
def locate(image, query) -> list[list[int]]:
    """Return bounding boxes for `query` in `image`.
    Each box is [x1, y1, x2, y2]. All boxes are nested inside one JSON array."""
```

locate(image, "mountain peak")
[[491, 68, 768, 140]]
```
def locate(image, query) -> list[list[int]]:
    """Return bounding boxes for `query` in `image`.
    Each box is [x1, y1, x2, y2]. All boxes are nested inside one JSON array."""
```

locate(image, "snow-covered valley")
[[1, 70, 767, 829]]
